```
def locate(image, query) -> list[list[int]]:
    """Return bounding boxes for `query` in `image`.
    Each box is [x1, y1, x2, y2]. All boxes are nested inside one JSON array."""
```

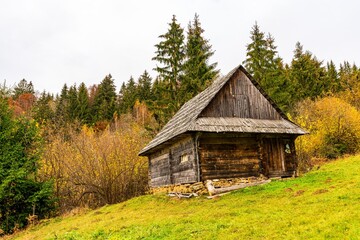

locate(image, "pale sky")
[[1, 0, 359, 94]]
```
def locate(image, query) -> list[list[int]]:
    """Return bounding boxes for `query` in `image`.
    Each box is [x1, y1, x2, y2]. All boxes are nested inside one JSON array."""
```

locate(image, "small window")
[[285, 143, 291, 154], [180, 154, 189, 163]]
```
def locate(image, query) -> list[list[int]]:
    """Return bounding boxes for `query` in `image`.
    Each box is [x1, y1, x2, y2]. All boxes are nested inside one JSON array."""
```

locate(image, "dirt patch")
[[313, 189, 329, 195], [285, 188, 293, 192], [293, 190, 305, 196], [325, 178, 332, 183]]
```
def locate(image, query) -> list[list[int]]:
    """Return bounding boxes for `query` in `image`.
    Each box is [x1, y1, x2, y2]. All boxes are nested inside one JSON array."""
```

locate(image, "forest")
[[1, 14, 360, 235]]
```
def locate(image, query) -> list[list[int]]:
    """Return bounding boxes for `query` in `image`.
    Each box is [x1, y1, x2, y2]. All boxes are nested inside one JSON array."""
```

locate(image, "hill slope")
[[11, 155, 360, 239]]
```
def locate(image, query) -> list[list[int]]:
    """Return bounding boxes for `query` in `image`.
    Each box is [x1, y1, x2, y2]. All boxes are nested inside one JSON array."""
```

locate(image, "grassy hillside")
[[11, 155, 360, 240]]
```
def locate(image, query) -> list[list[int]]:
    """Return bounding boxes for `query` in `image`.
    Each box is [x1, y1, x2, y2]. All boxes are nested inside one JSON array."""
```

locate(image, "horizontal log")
[[201, 171, 260, 180], [200, 149, 258, 159], [150, 153, 169, 164], [201, 158, 258, 164], [200, 137, 256, 145], [206, 180, 271, 196], [150, 176, 171, 187], [172, 169, 196, 177], [200, 143, 258, 151], [201, 166, 259, 174], [201, 163, 258, 171], [171, 162, 194, 173]]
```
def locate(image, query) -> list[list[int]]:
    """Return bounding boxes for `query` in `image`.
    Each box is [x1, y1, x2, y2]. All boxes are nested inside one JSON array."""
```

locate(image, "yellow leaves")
[[39, 116, 151, 211], [294, 96, 360, 160]]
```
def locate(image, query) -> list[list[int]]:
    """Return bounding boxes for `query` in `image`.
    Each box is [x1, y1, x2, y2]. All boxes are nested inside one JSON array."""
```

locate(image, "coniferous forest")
[[1, 15, 360, 234]]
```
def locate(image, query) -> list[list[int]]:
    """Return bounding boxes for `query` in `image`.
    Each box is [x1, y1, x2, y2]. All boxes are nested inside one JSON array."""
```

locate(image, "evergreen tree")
[[32, 91, 55, 124], [289, 42, 326, 104], [137, 70, 152, 102], [92, 74, 117, 121], [182, 13, 218, 103], [118, 76, 137, 114], [67, 84, 79, 121], [148, 77, 169, 129], [243, 23, 290, 111], [325, 61, 341, 94], [77, 82, 90, 124], [13, 79, 35, 100], [0, 98, 54, 234], [243, 22, 268, 83], [55, 84, 69, 125], [152, 15, 185, 119]]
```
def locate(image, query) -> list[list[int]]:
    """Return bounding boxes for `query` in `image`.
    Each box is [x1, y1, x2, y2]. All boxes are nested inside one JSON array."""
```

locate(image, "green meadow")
[[11, 155, 360, 240]]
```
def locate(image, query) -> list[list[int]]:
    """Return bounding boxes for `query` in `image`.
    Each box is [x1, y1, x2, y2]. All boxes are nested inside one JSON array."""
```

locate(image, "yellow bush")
[[39, 115, 151, 212], [294, 97, 360, 161]]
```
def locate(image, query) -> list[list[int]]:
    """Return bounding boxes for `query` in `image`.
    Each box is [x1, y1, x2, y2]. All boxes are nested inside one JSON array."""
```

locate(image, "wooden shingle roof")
[[139, 65, 306, 156]]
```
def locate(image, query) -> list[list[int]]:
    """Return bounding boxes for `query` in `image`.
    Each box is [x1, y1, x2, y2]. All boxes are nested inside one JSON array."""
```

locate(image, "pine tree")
[[152, 15, 185, 119], [118, 76, 137, 114], [148, 77, 169, 129], [55, 84, 69, 125], [32, 91, 55, 124], [67, 84, 78, 121], [13, 79, 35, 100], [182, 13, 218, 103], [137, 70, 152, 102], [77, 82, 90, 124], [289, 42, 326, 104], [243, 23, 290, 111], [243, 22, 268, 83], [325, 61, 341, 94], [92, 74, 117, 121]]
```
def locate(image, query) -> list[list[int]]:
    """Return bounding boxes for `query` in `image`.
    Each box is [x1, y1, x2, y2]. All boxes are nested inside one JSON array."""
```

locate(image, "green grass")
[[11, 155, 360, 239]]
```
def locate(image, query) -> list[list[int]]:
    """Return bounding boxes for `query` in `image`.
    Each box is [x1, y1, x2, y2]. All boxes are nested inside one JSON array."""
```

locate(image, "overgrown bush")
[[293, 97, 360, 168], [39, 115, 150, 213]]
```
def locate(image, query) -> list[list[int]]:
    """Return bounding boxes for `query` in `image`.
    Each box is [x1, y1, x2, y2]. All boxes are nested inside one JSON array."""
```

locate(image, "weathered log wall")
[[198, 134, 261, 180], [200, 70, 282, 120], [149, 136, 197, 187]]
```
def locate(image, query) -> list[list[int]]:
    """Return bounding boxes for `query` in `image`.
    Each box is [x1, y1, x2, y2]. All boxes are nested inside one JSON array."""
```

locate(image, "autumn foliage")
[[39, 115, 150, 213], [293, 96, 360, 168]]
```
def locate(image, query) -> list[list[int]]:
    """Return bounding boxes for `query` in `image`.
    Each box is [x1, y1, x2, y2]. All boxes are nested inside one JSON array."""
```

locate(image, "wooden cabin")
[[139, 65, 306, 188]]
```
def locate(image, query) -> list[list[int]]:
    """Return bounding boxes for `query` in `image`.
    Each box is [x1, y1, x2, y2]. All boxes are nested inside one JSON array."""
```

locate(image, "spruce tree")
[[137, 70, 152, 102], [77, 82, 90, 124], [55, 84, 69, 125], [92, 74, 117, 121], [32, 91, 55, 124], [243, 22, 268, 83], [182, 13, 218, 103], [152, 15, 185, 119], [13, 79, 35, 100], [243, 23, 290, 111], [325, 61, 341, 94], [289, 42, 325, 104], [67, 84, 78, 121], [118, 76, 137, 114]]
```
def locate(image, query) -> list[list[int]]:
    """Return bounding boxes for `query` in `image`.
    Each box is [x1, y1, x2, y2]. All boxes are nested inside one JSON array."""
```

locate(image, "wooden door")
[[262, 138, 285, 177]]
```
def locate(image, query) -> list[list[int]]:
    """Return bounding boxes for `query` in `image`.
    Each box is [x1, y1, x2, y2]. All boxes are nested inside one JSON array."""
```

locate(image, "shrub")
[[40, 115, 150, 213], [293, 97, 360, 165]]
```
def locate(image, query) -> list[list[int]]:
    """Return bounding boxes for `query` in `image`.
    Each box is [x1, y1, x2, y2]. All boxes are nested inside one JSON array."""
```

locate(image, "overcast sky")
[[1, 0, 359, 94]]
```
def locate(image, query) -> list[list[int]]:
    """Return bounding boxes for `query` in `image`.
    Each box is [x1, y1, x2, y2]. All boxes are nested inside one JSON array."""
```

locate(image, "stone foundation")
[[150, 176, 268, 195]]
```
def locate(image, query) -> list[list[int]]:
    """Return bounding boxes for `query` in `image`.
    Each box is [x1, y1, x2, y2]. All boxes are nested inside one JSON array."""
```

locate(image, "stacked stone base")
[[150, 176, 268, 195]]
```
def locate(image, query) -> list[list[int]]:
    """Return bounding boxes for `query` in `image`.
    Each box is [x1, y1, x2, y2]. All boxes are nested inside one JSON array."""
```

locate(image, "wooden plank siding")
[[148, 136, 197, 187], [198, 135, 261, 180], [199, 70, 282, 120]]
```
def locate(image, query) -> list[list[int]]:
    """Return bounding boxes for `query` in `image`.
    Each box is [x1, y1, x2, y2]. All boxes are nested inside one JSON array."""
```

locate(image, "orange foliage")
[[39, 115, 151, 212]]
